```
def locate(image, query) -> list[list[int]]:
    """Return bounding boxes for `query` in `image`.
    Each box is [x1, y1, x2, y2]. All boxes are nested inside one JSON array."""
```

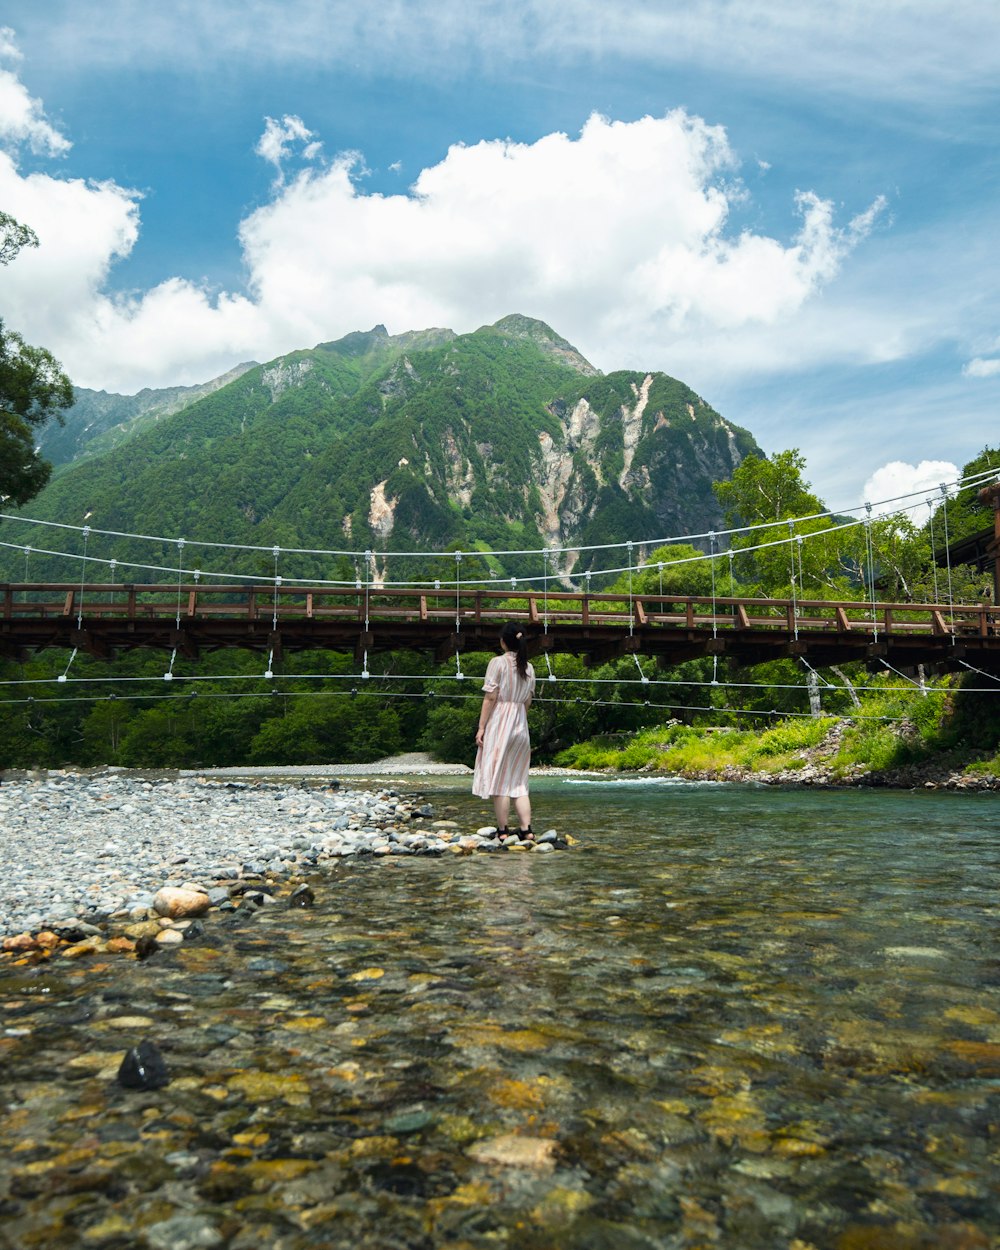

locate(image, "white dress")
[[472, 653, 535, 798]]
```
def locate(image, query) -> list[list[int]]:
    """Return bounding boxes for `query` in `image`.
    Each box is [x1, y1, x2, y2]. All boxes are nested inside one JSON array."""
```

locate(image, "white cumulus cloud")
[[0, 27, 70, 156], [0, 39, 886, 395], [862, 460, 960, 517], [255, 113, 321, 183], [964, 356, 1000, 378]]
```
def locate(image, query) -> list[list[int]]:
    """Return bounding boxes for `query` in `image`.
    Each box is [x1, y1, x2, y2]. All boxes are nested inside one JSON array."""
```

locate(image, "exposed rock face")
[[263, 358, 314, 401], [528, 374, 753, 567], [369, 481, 397, 539], [620, 375, 653, 487]]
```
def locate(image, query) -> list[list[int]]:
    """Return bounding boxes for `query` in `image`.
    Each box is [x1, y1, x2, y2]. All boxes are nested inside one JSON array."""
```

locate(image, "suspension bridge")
[[2, 581, 999, 673], [2, 466, 1000, 699]]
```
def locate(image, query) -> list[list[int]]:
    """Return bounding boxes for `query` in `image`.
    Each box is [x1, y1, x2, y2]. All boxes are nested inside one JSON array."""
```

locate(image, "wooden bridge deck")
[[3, 582, 1000, 673]]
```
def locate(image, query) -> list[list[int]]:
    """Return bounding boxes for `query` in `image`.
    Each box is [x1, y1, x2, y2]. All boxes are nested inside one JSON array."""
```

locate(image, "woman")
[[473, 621, 536, 842]]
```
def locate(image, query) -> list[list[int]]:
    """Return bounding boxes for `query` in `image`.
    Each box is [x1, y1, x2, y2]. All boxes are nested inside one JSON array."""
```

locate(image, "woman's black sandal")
[[517, 826, 534, 843], [495, 828, 510, 843]]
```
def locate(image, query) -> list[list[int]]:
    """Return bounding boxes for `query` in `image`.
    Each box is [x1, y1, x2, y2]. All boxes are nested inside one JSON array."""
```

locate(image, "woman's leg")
[[492, 795, 511, 830], [513, 794, 532, 831]]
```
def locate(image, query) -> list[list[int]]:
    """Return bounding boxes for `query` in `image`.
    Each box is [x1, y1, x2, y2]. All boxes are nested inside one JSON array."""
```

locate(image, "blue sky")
[[1, 1, 998, 513]]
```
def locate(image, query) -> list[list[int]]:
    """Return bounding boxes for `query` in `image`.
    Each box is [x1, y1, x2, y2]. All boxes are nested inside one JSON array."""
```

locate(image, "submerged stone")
[[289, 883, 315, 907], [117, 1039, 170, 1090], [467, 1134, 558, 1171], [145, 1213, 223, 1250]]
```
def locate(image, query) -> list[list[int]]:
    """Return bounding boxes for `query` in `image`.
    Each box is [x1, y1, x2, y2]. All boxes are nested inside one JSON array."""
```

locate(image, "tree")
[[714, 449, 823, 527], [713, 449, 858, 597], [0, 212, 74, 506]]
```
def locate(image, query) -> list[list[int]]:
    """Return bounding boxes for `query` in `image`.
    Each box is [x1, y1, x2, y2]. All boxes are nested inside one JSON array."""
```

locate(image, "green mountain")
[[38, 361, 259, 470], [9, 315, 761, 582]]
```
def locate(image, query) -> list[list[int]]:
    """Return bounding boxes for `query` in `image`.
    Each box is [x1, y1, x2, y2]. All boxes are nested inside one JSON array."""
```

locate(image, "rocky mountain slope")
[[11, 315, 762, 581], [38, 363, 259, 470]]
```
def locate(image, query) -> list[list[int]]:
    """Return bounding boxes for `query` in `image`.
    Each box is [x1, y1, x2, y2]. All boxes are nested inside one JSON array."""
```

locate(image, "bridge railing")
[[2, 582, 997, 638]]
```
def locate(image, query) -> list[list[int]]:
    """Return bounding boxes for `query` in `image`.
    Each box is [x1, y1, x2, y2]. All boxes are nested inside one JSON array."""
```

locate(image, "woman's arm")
[[476, 691, 498, 747]]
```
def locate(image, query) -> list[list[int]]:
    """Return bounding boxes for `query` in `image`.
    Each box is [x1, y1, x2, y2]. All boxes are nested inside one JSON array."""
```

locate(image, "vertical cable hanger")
[[362, 548, 372, 679], [454, 549, 462, 633], [60, 525, 91, 683], [796, 535, 805, 607], [543, 547, 550, 635], [174, 538, 185, 630], [627, 540, 634, 635], [787, 520, 799, 641], [272, 545, 281, 631], [164, 537, 185, 683], [265, 546, 280, 681], [864, 503, 878, 641], [709, 531, 721, 685], [709, 532, 718, 639], [728, 548, 735, 612], [940, 482, 955, 641], [926, 499, 940, 603], [21, 545, 32, 619], [454, 549, 464, 680], [77, 525, 90, 630]]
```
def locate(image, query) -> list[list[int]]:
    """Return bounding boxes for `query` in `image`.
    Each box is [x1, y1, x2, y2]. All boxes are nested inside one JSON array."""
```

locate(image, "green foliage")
[[248, 693, 402, 764], [0, 211, 38, 265], [933, 447, 998, 547], [0, 213, 74, 508], [742, 717, 836, 765], [419, 701, 480, 766], [554, 717, 836, 774]]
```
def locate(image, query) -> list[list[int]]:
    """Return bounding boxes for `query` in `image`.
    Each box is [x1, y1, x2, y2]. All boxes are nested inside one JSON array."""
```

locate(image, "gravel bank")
[[0, 770, 565, 944]]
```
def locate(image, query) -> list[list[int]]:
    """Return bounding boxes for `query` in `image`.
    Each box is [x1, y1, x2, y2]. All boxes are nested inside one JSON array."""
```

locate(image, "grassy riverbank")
[[553, 673, 1000, 788]]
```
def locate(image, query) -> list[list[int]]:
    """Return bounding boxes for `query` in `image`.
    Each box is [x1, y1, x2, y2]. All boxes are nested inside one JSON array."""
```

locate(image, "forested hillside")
[[5, 315, 761, 582]]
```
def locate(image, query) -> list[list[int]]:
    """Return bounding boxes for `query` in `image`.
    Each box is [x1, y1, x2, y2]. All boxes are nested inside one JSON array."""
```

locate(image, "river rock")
[[467, 1134, 558, 1171], [153, 886, 211, 919], [145, 1213, 222, 1250], [117, 1039, 170, 1090]]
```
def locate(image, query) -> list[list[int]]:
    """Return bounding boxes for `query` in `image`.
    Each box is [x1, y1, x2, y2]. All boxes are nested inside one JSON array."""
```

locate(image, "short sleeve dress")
[[472, 652, 536, 799]]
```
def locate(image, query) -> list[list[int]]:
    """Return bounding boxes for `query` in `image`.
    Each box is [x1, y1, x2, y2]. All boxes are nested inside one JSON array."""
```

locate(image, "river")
[[1, 777, 998, 1249]]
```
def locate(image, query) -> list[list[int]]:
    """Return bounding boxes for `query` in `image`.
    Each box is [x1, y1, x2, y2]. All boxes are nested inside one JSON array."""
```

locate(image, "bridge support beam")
[[585, 634, 640, 667], [72, 629, 112, 660], [268, 631, 282, 663], [355, 630, 375, 665], [435, 632, 465, 663], [170, 629, 201, 660], [527, 634, 554, 658]]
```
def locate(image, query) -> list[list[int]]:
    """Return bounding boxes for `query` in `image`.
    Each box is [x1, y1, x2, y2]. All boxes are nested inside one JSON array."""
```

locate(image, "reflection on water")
[[2, 779, 999, 1249]]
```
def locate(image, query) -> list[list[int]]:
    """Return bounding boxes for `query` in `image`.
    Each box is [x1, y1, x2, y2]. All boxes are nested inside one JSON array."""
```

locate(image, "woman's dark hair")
[[500, 621, 529, 678]]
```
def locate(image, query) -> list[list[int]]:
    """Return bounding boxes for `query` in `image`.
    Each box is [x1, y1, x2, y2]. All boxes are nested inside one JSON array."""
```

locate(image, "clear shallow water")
[[2, 779, 999, 1250]]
